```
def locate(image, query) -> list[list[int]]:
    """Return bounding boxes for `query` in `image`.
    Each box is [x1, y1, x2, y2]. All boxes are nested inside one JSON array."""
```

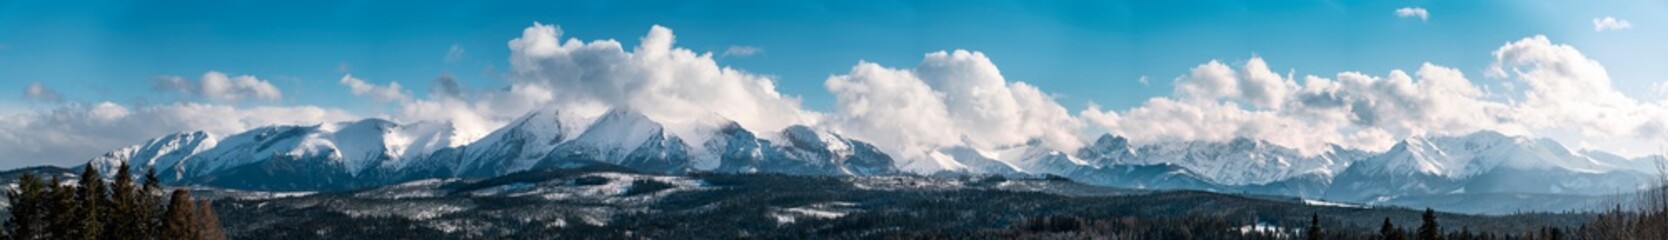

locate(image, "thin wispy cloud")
[[722, 45, 762, 57], [23, 82, 64, 102], [151, 71, 284, 102], [1395, 7, 1429, 22], [1594, 17, 1632, 32], [339, 74, 411, 102], [1653, 81, 1668, 97], [445, 44, 468, 63]]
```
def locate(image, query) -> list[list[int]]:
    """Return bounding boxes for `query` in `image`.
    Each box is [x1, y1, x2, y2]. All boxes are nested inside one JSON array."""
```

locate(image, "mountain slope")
[[712, 124, 898, 176], [82, 107, 900, 191], [1326, 131, 1657, 202], [64, 106, 1665, 215], [453, 108, 581, 177], [88, 131, 217, 179]]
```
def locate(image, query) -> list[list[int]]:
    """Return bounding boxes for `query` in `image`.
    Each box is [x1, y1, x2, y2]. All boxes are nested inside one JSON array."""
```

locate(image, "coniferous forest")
[[6, 165, 1668, 239], [2, 163, 224, 240]]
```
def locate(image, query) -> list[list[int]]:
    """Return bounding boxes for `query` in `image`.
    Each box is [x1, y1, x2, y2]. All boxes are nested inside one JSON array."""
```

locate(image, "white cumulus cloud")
[[1082, 35, 1668, 157], [1083, 59, 1525, 154], [1174, 58, 1294, 109], [501, 23, 816, 140], [1489, 35, 1667, 142], [366, 23, 818, 145], [825, 50, 1084, 171]]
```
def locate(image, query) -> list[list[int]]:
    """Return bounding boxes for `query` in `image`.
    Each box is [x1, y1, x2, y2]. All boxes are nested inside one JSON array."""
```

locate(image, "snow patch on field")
[[784, 207, 846, 218], [579, 214, 608, 226], [338, 201, 473, 220], [355, 178, 459, 199], [769, 202, 859, 224], [459, 172, 701, 202], [1302, 199, 1365, 208], [846, 176, 966, 191], [216, 190, 316, 200], [468, 182, 533, 196], [425, 219, 491, 236], [1235, 223, 1293, 238], [546, 219, 569, 228]]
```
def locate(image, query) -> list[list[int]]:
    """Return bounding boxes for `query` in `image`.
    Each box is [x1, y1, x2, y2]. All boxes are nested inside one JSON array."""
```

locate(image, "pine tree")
[[4, 173, 48, 240], [195, 200, 226, 240], [1419, 208, 1441, 240], [140, 167, 165, 238], [46, 175, 79, 239], [7, 167, 220, 240], [75, 164, 106, 240], [106, 161, 142, 240], [163, 189, 199, 240], [1306, 213, 1322, 240], [1382, 217, 1397, 240]]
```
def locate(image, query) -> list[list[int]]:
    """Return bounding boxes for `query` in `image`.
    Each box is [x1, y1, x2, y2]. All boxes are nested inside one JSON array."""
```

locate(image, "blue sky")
[[3, 0, 1668, 167], [5, 0, 1664, 111]]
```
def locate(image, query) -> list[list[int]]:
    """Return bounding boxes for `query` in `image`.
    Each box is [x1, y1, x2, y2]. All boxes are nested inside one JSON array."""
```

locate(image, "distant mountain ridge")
[[1325, 131, 1660, 203], [78, 108, 1665, 213], [88, 108, 898, 191]]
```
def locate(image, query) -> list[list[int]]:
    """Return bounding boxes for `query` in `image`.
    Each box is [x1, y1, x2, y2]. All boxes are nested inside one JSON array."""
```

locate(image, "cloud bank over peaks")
[[1084, 56, 1532, 154], [7, 22, 1667, 169], [0, 101, 356, 167], [374, 23, 822, 145], [498, 23, 817, 141], [3, 70, 362, 167], [1489, 36, 1668, 142], [825, 50, 1085, 171], [1174, 58, 1294, 109], [1083, 35, 1667, 157]]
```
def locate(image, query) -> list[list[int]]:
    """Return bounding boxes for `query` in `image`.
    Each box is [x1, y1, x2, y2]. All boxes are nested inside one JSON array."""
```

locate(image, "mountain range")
[[80, 107, 1666, 213]]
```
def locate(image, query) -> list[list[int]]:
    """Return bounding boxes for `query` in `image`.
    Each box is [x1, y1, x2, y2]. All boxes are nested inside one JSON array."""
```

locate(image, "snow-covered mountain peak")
[[932, 145, 1024, 176], [1365, 130, 1624, 178], [389, 121, 461, 157], [1327, 130, 1659, 202], [781, 125, 853, 155], [991, 139, 1091, 175], [1076, 134, 1136, 167], [454, 108, 578, 176], [1077, 135, 1362, 185], [568, 108, 670, 151], [89, 130, 218, 178], [1092, 134, 1132, 149]]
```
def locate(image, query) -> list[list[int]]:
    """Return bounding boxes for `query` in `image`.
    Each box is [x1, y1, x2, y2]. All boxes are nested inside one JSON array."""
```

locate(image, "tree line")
[[2, 163, 224, 240]]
